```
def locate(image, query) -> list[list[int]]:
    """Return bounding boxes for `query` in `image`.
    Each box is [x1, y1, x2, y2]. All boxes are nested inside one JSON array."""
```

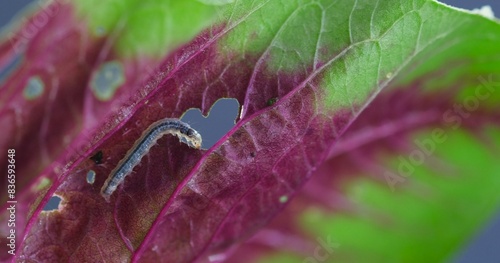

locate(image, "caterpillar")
[[100, 118, 202, 202]]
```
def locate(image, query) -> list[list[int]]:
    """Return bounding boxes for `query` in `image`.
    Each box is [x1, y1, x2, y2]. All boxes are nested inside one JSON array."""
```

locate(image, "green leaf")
[[74, 0, 217, 57]]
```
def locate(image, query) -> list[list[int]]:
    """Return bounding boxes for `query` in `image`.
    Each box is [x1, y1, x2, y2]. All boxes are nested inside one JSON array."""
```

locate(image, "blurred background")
[[1, 1, 499, 262]]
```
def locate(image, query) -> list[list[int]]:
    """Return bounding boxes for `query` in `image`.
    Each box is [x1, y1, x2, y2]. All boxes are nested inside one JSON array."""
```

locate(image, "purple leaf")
[[1, 1, 500, 262]]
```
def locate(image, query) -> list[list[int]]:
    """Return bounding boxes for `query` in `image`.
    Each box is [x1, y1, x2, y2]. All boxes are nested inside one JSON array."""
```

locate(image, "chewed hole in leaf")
[[23, 76, 45, 100], [86, 170, 96, 184], [90, 60, 125, 101], [90, 150, 103, 164], [181, 98, 239, 148], [42, 196, 62, 211]]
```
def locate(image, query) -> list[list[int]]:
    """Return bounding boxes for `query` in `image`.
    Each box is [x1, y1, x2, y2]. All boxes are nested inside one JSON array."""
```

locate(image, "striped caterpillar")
[[100, 118, 202, 202]]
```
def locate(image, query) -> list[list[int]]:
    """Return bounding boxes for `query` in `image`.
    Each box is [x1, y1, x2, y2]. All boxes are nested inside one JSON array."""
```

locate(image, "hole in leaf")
[[90, 60, 125, 101], [23, 76, 44, 100], [86, 170, 96, 184], [90, 150, 103, 164], [181, 98, 239, 149], [43, 196, 61, 211]]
